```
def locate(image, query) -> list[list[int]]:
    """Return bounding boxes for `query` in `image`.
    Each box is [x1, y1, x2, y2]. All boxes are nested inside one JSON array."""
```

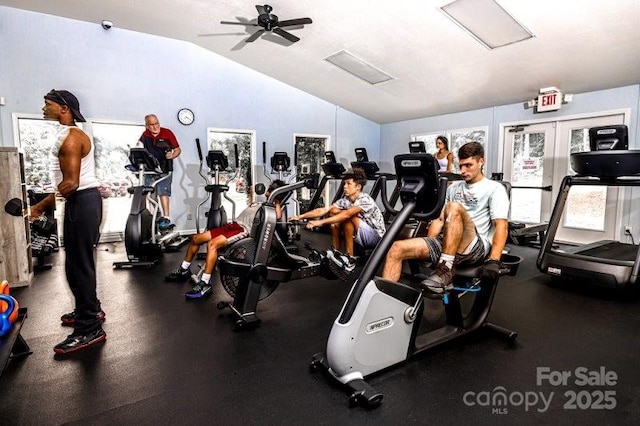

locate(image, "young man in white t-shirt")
[[382, 142, 510, 293]]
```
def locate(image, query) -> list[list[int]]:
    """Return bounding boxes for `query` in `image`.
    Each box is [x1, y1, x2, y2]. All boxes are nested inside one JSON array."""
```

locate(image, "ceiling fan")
[[220, 4, 313, 43]]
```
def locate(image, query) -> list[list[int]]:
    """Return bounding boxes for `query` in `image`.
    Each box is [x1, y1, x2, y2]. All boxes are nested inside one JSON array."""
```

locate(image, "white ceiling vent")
[[324, 50, 394, 85]]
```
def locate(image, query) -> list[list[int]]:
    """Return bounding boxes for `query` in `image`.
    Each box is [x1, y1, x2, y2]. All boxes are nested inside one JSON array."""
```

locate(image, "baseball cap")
[[44, 89, 86, 122]]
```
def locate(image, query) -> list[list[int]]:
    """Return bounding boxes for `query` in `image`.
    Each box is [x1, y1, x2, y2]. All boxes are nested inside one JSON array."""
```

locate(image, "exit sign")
[[537, 92, 562, 112]]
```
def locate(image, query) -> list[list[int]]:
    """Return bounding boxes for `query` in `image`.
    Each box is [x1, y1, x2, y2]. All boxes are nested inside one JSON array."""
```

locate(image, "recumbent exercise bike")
[[310, 153, 522, 408]]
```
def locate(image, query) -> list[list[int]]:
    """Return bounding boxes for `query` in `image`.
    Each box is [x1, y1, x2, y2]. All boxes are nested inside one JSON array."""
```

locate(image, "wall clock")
[[177, 108, 194, 125]]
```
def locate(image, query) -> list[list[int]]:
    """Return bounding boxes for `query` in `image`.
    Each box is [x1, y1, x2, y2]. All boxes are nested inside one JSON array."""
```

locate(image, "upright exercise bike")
[[113, 147, 188, 269], [310, 153, 521, 408]]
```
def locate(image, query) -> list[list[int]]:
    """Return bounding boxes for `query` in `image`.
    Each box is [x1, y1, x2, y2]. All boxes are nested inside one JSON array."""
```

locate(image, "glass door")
[[502, 122, 556, 224], [294, 134, 329, 214], [207, 129, 254, 219], [502, 114, 626, 245], [553, 115, 625, 244]]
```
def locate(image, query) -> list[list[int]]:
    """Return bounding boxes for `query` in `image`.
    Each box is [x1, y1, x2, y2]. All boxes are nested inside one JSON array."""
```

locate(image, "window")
[[412, 126, 488, 172], [207, 129, 254, 218], [295, 135, 328, 212], [15, 115, 144, 243]]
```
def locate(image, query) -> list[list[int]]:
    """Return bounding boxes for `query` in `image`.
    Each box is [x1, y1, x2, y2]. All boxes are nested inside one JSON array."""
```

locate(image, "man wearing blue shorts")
[[138, 114, 181, 230]]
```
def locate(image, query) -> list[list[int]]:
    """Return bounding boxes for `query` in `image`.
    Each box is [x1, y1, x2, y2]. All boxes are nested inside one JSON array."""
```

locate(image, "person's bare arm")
[[446, 152, 454, 173], [292, 206, 331, 221], [167, 147, 181, 159], [488, 218, 509, 261], [29, 193, 56, 220], [309, 206, 361, 227], [57, 129, 87, 198]]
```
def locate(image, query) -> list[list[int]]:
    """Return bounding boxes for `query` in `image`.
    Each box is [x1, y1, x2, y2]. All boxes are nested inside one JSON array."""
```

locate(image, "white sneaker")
[[326, 249, 356, 281]]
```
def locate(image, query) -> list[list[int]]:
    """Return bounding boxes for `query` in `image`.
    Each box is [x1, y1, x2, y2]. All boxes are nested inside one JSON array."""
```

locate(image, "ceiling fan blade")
[[246, 29, 265, 43], [272, 27, 299, 43], [221, 20, 257, 26], [276, 18, 312, 27], [255, 5, 267, 15]]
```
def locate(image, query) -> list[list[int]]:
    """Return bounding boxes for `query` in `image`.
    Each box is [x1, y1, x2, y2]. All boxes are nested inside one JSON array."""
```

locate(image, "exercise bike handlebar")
[[379, 175, 449, 221]]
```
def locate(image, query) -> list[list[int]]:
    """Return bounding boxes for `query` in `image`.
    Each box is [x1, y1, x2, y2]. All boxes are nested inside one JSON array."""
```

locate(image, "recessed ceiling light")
[[440, 0, 534, 49]]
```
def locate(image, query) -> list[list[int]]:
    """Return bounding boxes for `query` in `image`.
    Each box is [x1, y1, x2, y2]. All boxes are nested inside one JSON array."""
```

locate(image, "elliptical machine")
[[195, 138, 238, 232], [193, 139, 239, 260], [261, 142, 301, 245], [310, 153, 521, 408], [113, 147, 188, 269]]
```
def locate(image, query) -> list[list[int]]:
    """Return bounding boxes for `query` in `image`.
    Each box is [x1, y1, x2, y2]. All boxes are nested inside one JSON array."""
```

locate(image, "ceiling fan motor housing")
[[258, 13, 278, 31]]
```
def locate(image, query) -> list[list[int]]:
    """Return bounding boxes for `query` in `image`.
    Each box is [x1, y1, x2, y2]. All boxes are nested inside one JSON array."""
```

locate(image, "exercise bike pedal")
[[234, 314, 261, 331], [309, 352, 329, 372], [346, 379, 383, 408]]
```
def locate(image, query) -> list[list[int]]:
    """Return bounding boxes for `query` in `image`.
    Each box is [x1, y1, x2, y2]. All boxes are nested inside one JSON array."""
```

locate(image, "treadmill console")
[[408, 141, 426, 153], [321, 151, 346, 177], [589, 125, 628, 151], [351, 147, 379, 178], [571, 124, 639, 177]]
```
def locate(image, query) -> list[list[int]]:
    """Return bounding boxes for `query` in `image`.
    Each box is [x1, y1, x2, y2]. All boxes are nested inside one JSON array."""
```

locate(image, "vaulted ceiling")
[[2, 0, 640, 123]]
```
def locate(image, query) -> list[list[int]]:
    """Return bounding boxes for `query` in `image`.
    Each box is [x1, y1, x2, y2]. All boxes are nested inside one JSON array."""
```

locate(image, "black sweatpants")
[[63, 187, 103, 334]]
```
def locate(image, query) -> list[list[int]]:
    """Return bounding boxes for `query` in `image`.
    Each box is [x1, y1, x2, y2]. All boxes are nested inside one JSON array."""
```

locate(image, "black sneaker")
[[326, 249, 357, 281], [166, 266, 191, 281], [54, 328, 107, 354], [60, 310, 106, 326], [420, 261, 454, 294], [184, 281, 213, 299]]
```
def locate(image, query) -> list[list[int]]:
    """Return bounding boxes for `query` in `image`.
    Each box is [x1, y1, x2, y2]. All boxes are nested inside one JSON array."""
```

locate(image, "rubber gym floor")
[[2, 229, 640, 425]]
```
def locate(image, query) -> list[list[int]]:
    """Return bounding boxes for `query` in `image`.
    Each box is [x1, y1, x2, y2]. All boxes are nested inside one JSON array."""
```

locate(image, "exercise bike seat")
[[452, 264, 484, 278]]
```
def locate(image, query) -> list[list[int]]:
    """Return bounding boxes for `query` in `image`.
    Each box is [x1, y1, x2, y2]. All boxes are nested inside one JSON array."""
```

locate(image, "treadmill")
[[305, 151, 346, 212], [537, 125, 640, 288], [350, 147, 400, 216]]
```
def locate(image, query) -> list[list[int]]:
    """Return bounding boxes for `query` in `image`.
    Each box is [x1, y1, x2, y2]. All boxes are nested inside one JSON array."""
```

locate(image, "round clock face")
[[177, 108, 194, 125]]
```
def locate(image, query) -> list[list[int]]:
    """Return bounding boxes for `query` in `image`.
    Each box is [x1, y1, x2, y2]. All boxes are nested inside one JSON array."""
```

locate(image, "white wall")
[[381, 85, 640, 175], [381, 84, 640, 238], [0, 6, 380, 231]]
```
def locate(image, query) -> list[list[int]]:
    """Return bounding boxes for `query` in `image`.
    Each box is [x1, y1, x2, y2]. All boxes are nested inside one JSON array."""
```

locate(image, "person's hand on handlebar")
[[481, 258, 501, 283], [306, 219, 322, 230]]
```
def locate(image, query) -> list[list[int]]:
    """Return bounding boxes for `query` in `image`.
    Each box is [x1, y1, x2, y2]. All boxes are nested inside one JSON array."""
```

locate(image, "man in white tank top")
[[30, 89, 106, 354]]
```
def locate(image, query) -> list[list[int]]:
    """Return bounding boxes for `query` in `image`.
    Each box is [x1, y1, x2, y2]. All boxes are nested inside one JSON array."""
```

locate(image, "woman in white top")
[[434, 135, 454, 173]]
